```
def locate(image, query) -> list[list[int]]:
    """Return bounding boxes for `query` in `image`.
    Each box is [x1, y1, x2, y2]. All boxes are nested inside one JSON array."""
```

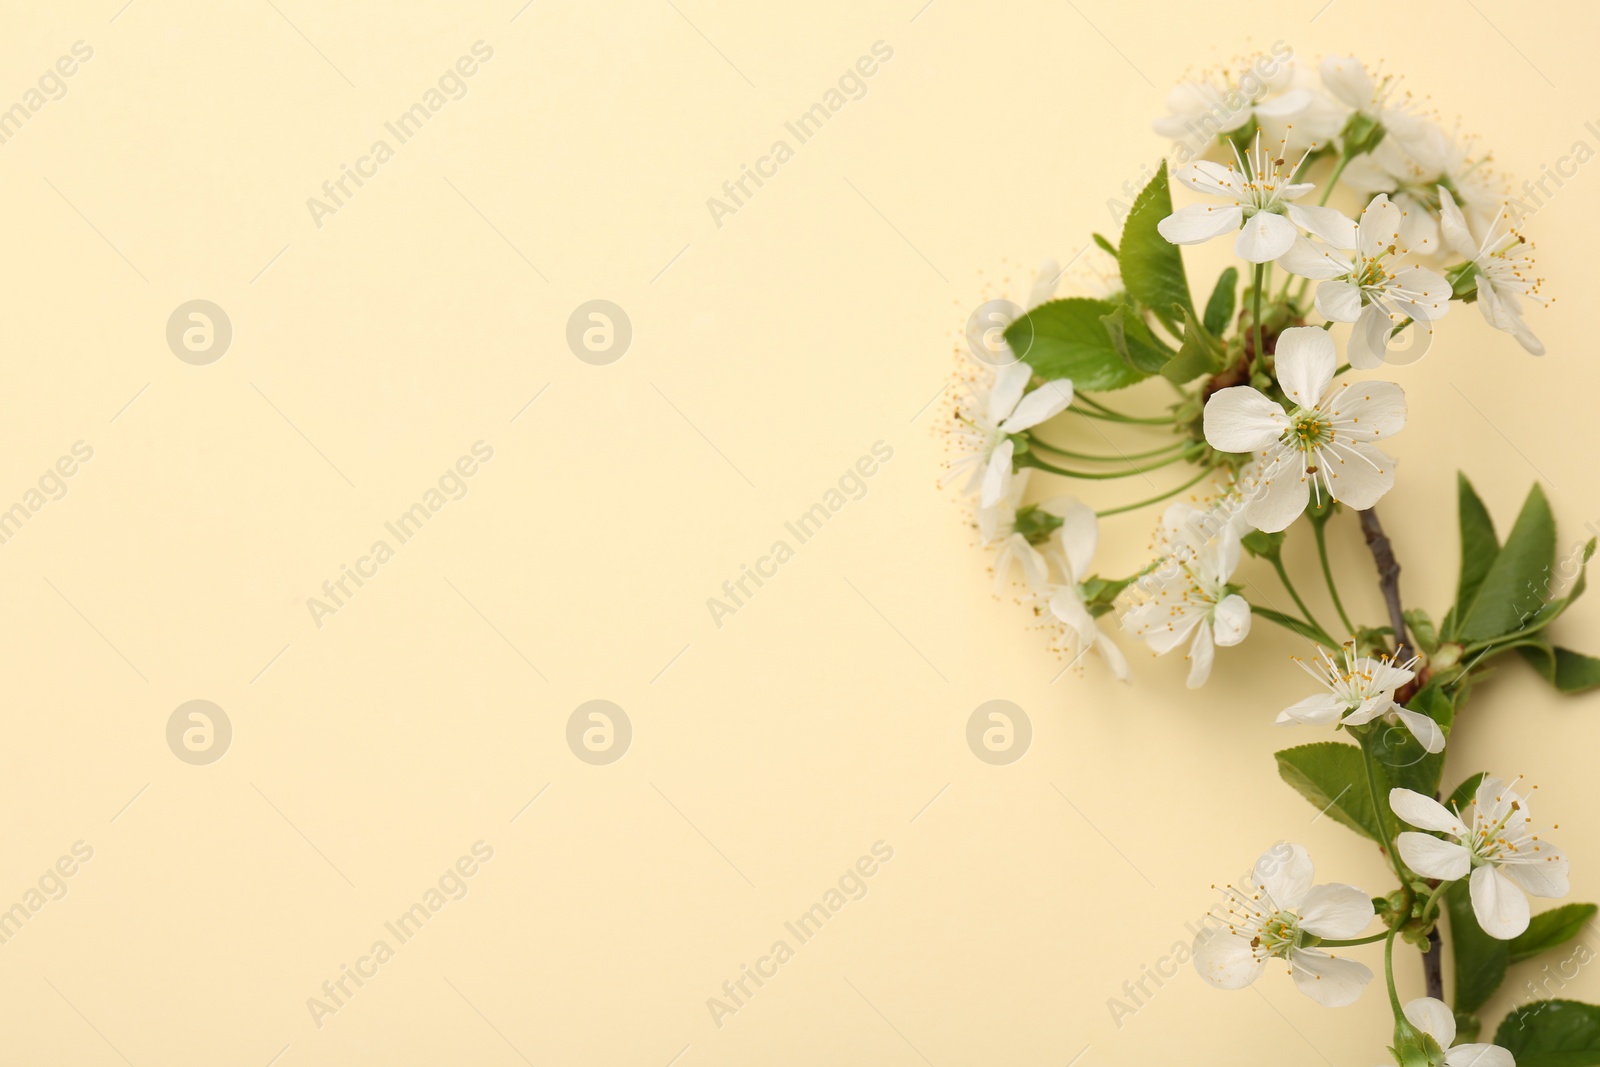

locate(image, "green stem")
[[1251, 263, 1266, 377], [1384, 926, 1404, 1019], [1358, 730, 1410, 886], [1418, 880, 1454, 929], [1020, 450, 1195, 481], [1319, 152, 1353, 206], [1250, 604, 1338, 649], [1094, 467, 1212, 518], [1269, 555, 1332, 642], [1313, 521, 1356, 637], [1028, 436, 1188, 463], [1073, 395, 1175, 425], [1317, 930, 1392, 948]]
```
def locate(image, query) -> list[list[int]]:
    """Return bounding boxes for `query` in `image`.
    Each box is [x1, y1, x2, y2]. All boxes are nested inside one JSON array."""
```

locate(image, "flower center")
[[1286, 409, 1334, 453], [1254, 910, 1302, 957]]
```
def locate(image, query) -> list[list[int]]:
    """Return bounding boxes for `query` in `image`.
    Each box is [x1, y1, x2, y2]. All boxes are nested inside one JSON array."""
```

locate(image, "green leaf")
[[1459, 483, 1555, 643], [1162, 305, 1223, 384], [1203, 267, 1238, 336], [1370, 682, 1452, 800], [1520, 644, 1600, 694], [1446, 473, 1500, 640], [1119, 162, 1193, 332], [1508, 904, 1598, 964], [1275, 742, 1382, 842], [1092, 232, 1118, 258], [1100, 303, 1172, 375], [1496, 1000, 1600, 1066], [1005, 298, 1149, 392], [1447, 879, 1508, 1015]]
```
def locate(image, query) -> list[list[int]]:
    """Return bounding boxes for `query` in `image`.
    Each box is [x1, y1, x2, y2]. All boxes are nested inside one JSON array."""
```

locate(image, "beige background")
[[2, 0, 1597, 1063]]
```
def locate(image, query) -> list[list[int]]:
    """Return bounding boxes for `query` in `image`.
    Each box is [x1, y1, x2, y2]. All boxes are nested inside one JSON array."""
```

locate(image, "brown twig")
[[1359, 506, 1410, 663], [1357, 505, 1444, 1000]]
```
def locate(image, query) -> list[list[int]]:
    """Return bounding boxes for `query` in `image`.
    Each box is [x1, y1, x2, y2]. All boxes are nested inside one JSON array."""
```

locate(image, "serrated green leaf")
[[1459, 483, 1555, 642], [1005, 298, 1149, 392], [1446, 473, 1500, 640], [1100, 303, 1172, 375], [1203, 267, 1238, 337], [1119, 162, 1193, 332], [1496, 1000, 1600, 1066], [1508, 904, 1598, 964], [1447, 879, 1509, 1015], [1275, 742, 1381, 841]]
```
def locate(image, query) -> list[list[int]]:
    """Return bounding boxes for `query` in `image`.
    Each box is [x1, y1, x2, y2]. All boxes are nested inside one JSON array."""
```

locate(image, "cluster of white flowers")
[[944, 46, 1581, 1064], [1157, 54, 1543, 356]]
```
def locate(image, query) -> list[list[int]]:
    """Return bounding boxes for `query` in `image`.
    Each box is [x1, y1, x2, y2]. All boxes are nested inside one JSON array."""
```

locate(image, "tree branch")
[[1359, 506, 1410, 663], [1358, 505, 1444, 1000], [1423, 927, 1444, 1001]]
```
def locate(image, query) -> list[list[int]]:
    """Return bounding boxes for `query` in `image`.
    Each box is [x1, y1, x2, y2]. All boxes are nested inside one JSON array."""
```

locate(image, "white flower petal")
[[1325, 443, 1396, 509], [1281, 236, 1352, 281], [1288, 204, 1360, 249], [1297, 883, 1375, 940], [1176, 160, 1243, 197], [1290, 948, 1373, 1007], [1056, 499, 1097, 581], [1403, 997, 1458, 1048], [1444, 1044, 1515, 1067], [1204, 387, 1287, 453], [1348, 303, 1394, 368], [1388, 787, 1462, 833], [1500, 847, 1570, 899], [989, 360, 1031, 425], [1278, 692, 1347, 726], [1255, 843, 1314, 910], [1320, 56, 1373, 110], [1236, 211, 1299, 263], [1358, 194, 1404, 260], [1471, 865, 1531, 939], [1212, 594, 1251, 647], [1333, 380, 1407, 441], [1397, 832, 1472, 880], [1316, 278, 1364, 322], [1437, 187, 1477, 259], [1192, 929, 1265, 990], [1185, 622, 1215, 688], [1255, 87, 1312, 119], [1390, 267, 1453, 323], [980, 440, 1013, 508], [1243, 455, 1311, 532], [1000, 379, 1074, 433], [1158, 203, 1243, 245], [1275, 326, 1338, 408], [1394, 706, 1446, 754], [1094, 629, 1132, 683]]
